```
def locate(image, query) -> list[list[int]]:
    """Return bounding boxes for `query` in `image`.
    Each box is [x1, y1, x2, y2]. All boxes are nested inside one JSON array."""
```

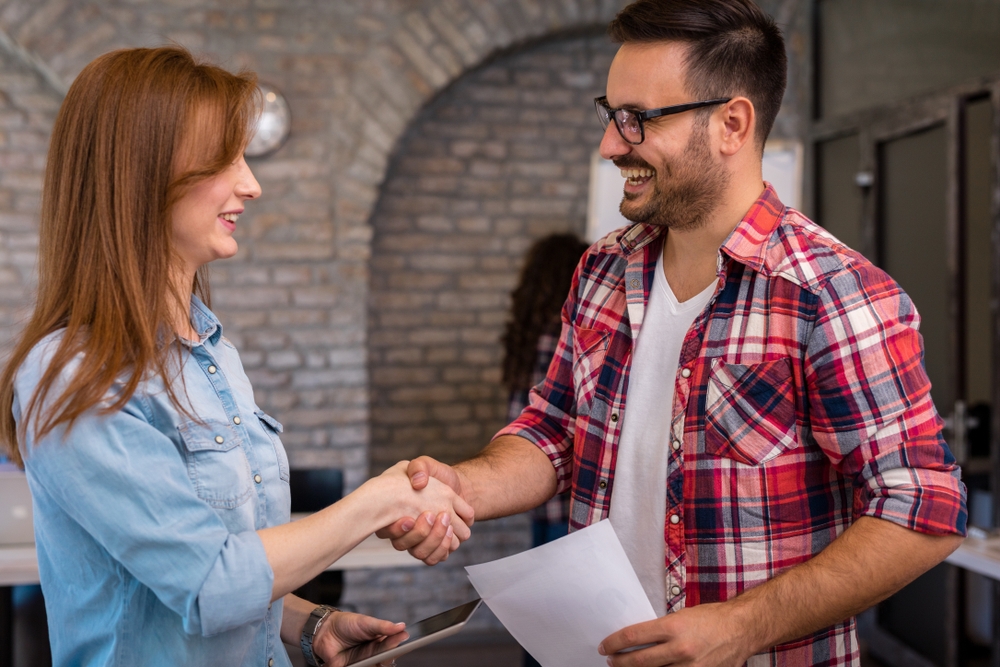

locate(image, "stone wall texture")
[[0, 0, 806, 632]]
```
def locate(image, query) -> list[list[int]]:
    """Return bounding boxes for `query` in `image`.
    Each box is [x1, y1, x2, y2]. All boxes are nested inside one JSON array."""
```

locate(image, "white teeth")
[[220, 213, 239, 223], [619, 168, 654, 180]]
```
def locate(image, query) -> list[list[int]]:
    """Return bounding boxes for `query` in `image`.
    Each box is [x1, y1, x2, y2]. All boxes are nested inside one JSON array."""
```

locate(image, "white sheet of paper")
[[465, 519, 657, 667]]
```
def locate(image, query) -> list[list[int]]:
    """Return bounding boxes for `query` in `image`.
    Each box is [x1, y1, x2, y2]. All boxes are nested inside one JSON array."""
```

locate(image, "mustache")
[[612, 156, 656, 171]]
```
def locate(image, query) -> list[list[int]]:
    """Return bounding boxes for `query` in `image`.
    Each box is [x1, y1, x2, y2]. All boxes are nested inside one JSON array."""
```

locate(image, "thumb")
[[407, 456, 460, 493]]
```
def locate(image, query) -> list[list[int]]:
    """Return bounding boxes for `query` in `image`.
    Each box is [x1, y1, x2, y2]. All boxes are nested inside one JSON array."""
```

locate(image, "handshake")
[[374, 456, 474, 565]]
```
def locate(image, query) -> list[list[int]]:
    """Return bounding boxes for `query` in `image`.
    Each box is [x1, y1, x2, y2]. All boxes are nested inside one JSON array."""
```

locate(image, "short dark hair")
[[608, 0, 787, 149]]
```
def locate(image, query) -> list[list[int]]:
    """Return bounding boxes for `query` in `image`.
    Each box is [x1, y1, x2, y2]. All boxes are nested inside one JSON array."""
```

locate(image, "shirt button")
[[214, 435, 224, 444], [233, 416, 241, 425], [208, 365, 217, 374], [630, 278, 640, 289], [670, 514, 680, 525], [269, 660, 274, 667], [254, 474, 262, 484], [671, 586, 682, 596], [599, 479, 608, 489], [681, 368, 691, 378], [671, 439, 681, 451], [611, 413, 619, 422]]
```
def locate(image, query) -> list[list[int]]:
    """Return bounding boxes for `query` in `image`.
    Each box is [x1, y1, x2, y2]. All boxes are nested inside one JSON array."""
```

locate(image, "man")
[[379, 1, 967, 665]]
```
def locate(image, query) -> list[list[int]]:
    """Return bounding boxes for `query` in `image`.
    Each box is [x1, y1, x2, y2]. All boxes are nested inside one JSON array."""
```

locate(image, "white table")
[[946, 534, 1000, 580]]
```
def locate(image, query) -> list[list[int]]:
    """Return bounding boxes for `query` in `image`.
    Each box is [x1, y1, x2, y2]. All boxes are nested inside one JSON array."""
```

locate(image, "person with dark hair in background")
[[0, 46, 472, 667], [502, 233, 589, 549], [380, 1, 967, 665]]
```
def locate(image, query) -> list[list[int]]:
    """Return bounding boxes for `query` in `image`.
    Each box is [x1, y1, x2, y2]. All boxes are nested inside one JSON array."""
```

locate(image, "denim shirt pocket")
[[255, 409, 289, 483], [704, 357, 797, 465], [572, 327, 610, 412], [177, 420, 254, 509]]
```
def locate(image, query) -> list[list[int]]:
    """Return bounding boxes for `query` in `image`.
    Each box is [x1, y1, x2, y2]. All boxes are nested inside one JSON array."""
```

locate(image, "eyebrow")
[[607, 100, 646, 112]]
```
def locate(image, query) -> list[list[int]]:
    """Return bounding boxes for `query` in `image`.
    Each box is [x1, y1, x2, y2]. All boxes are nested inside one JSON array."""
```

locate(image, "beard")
[[616, 121, 730, 231]]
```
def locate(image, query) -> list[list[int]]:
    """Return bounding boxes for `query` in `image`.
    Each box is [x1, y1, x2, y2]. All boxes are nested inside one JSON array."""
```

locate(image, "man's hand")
[[599, 602, 755, 667], [313, 610, 408, 667], [376, 456, 472, 565]]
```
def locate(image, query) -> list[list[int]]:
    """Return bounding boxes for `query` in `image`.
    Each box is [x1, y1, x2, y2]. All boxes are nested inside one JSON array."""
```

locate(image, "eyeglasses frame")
[[594, 96, 733, 145]]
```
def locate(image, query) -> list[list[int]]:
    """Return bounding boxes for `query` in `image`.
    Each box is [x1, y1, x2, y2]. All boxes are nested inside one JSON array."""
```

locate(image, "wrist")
[[724, 595, 771, 657], [300, 604, 338, 667]]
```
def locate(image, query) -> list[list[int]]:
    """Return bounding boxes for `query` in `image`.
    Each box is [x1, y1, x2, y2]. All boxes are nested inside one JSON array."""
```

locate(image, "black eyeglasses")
[[594, 96, 731, 145]]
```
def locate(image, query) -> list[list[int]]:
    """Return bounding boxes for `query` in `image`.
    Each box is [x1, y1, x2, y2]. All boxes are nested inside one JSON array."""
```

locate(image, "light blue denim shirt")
[[14, 296, 292, 666]]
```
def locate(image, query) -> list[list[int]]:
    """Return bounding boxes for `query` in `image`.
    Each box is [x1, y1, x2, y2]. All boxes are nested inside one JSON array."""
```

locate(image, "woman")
[[0, 47, 471, 667]]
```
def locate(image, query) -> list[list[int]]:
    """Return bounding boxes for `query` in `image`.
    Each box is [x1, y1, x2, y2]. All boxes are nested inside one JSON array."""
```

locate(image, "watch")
[[301, 604, 338, 667]]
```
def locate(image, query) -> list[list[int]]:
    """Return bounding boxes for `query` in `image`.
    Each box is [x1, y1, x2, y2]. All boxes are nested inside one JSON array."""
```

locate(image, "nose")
[[236, 156, 262, 200], [598, 121, 632, 162]]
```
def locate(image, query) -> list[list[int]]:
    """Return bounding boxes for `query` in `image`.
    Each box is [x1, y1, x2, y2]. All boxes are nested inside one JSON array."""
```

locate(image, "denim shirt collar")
[[187, 295, 223, 346]]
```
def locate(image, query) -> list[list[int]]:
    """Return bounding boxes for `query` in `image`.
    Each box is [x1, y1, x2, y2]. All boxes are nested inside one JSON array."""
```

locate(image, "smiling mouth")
[[220, 212, 240, 224], [621, 167, 655, 186]]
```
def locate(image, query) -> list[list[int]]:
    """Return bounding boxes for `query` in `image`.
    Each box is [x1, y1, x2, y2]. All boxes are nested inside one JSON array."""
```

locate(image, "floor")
[[398, 637, 523, 667], [338, 636, 890, 667]]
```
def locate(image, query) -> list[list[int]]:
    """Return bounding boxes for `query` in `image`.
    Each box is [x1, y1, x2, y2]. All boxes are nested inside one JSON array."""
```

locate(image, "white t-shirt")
[[609, 250, 715, 616]]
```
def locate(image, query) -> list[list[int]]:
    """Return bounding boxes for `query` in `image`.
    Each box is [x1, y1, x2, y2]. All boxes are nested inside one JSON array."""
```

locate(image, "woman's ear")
[[717, 97, 755, 157]]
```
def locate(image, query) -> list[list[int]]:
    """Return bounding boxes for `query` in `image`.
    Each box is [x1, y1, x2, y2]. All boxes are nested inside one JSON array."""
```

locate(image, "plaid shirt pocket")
[[705, 357, 797, 465], [572, 327, 610, 411]]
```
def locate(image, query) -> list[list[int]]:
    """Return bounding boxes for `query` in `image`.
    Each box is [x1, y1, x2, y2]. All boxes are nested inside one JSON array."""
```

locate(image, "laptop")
[[0, 469, 35, 546]]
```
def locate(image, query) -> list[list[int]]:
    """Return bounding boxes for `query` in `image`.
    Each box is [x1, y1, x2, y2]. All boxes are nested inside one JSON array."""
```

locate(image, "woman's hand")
[[373, 461, 475, 560], [313, 611, 408, 667]]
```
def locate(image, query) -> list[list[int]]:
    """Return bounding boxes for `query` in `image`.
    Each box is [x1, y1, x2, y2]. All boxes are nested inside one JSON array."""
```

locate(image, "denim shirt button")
[[214, 435, 224, 444], [254, 474, 262, 484], [207, 365, 217, 374], [233, 416, 241, 425]]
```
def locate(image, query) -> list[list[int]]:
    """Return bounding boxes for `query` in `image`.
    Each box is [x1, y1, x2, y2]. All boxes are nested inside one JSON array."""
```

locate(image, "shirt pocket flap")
[[705, 357, 797, 465], [572, 327, 611, 409], [176, 420, 253, 509], [177, 420, 243, 452], [254, 409, 284, 433]]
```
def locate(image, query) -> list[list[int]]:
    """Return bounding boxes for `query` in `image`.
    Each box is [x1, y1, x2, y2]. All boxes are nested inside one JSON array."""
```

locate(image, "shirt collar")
[[718, 183, 786, 275], [614, 183, 786, 271], [187, 294, 223, 345]]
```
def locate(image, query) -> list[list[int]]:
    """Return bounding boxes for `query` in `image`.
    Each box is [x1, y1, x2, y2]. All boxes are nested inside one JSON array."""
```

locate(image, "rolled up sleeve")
[[494, 285, 579, 493], [805, 263, 967, 536]]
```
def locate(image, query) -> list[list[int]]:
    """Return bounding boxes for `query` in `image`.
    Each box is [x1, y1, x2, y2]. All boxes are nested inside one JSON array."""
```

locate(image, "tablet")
[[343, 598, 483, 667]]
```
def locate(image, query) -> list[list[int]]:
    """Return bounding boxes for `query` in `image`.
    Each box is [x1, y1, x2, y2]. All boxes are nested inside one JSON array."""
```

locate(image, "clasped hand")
[[376, 459, 473, 564], [376, 457, 470, 564]]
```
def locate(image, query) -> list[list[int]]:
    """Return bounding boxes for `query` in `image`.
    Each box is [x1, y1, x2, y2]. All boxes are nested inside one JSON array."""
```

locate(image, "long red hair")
[[0, 47, 260, 466]]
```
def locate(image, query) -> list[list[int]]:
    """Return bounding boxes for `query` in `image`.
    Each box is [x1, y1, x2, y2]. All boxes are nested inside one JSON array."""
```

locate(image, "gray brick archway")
[[367, 28, 617, 473]]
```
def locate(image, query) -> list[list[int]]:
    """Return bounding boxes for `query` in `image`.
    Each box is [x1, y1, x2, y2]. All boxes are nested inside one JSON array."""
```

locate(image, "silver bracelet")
[[301, 604, 339, 667]]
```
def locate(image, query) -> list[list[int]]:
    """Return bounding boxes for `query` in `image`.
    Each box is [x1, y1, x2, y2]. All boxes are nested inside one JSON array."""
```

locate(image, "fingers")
[[352, 615, 406, 641], [423, 517, 455, 565], [375, 516, 416, 541], [406, 512, 453, 564], [452, 493, 475, 529], [599, 618, 670, 658], [385, 511, 436, 551]]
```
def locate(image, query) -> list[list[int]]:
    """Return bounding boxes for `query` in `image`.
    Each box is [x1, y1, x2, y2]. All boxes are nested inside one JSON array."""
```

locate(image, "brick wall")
[[368, 30, 617, 472], [0, 45, 59, 342]]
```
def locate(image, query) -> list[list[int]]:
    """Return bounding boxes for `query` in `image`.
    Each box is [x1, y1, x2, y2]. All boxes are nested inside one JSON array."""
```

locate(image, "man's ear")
[[716, 97, 755, 157]]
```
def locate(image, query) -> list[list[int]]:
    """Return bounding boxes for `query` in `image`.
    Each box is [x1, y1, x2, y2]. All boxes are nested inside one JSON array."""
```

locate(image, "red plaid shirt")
[[496, 185, 967, 667]]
